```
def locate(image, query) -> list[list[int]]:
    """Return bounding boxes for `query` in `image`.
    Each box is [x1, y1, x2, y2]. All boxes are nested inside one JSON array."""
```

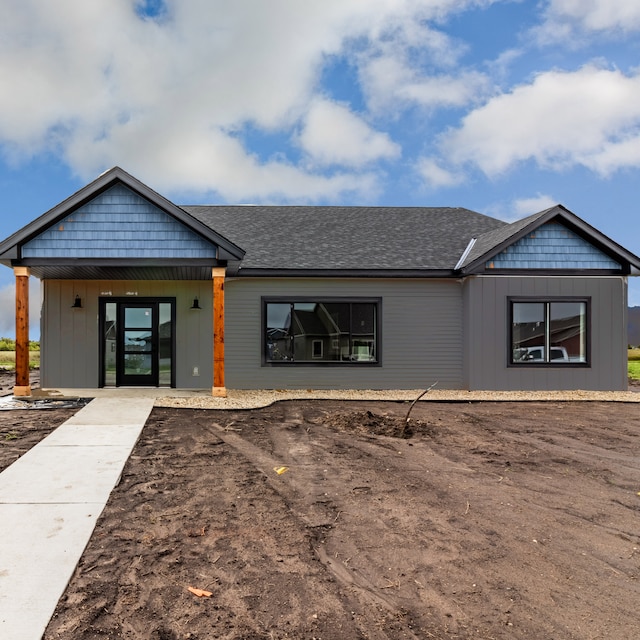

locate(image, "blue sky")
[[1, 0, 640, 337]]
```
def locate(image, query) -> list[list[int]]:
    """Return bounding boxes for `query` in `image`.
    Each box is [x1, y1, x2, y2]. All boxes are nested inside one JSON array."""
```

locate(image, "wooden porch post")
[[212, 267, 226, 397], [14, 266, 31, 397]]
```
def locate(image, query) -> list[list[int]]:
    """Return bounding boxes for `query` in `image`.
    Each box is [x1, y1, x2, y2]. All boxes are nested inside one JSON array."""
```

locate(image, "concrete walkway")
[[0, 397, 155, 639]]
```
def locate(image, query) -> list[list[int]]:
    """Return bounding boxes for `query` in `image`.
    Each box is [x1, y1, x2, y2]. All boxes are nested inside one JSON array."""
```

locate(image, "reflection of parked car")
[[515, 346, 569, 362]]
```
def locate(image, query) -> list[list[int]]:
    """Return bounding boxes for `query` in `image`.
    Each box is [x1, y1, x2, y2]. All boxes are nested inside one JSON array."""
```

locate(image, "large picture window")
[[510, 299, 589, 365], [264, 299, 379, 364]]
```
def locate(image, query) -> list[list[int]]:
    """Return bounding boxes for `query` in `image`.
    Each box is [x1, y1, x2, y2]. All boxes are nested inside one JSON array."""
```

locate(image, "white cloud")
[[580, 136, 640, 175], [416, 157, 464, 187], [10, 0, 639, 205], [297, 99, 400, 167], [360, 51, 490, 112], [67, 115, 381, 202], [400, 71, 490, 107], [441, 65, 640, 177], [354, 11, 492, 115], [512, 194, 557, 216], [484, 194, 557, 223], [0, 0, 495, 201], [543, 0, 640, 34]]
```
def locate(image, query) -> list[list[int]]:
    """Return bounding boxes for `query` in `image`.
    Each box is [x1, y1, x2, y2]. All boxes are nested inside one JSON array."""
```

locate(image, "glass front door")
[[100, 298, 175, 387], [118, 303, 158, 386]]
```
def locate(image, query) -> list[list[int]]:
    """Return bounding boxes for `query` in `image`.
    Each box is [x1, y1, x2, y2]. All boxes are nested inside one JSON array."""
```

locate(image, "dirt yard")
[[0, 400, 623, 640], [0, 407, 78, 472]]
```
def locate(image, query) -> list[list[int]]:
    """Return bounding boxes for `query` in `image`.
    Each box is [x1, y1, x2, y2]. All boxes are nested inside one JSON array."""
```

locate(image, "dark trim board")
[[478, 269, 627, 277], [238, 268, 455, 278]]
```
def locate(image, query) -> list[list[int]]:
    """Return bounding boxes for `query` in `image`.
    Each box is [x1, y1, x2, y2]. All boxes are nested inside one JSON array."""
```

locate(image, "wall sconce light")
[[190, 297, 202, 310], [71, 295, 83, 309]]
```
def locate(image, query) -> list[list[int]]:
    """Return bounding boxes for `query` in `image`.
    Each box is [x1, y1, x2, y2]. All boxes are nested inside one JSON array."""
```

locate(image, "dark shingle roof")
[[182, 205, 506, 272]]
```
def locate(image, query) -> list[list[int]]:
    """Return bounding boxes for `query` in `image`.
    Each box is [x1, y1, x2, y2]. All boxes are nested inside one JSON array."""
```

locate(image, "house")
[[1, 167, 638, 396]]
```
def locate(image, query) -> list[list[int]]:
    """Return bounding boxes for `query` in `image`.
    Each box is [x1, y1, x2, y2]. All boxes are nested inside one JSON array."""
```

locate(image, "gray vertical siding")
[[225, 278, 463, 390], [463, 275, 628, 391], [41, 274, 628, 392], [41, 280, 214, 389]]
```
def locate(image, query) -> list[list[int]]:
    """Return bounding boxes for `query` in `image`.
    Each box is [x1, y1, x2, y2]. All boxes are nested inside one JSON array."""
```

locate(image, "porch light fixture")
[[190, 297, 202, 310], [71, 295, 83, 309]]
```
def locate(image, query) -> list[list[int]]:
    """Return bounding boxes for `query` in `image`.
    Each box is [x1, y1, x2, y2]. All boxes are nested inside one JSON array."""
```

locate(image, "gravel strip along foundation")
[[155, 387, 640, 410]]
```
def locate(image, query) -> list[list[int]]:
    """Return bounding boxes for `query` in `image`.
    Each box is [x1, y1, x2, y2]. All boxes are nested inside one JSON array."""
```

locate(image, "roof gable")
[[485, 221, 621, 270], [22, 184, 218, 259], [458, 205, 640, 275], [0, 167, 245, 264]]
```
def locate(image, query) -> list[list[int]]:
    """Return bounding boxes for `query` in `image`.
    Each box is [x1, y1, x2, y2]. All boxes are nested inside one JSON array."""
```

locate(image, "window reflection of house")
[[159, 320, 172, 377], [266, 301, 377, 363], [104, 320, 117, 379], [125, 331, 153, 351], [512, 301, 587, 363], [292, 304, 342, 361]]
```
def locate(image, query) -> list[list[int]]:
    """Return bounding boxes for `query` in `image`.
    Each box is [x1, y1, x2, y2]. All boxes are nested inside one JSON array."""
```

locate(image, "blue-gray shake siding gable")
[[488, 221, 621, 270], [22, 185, 217, 259]]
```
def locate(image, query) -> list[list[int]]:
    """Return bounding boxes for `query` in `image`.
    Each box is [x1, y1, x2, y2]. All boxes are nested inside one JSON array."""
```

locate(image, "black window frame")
[[508, 297, 591, 368], [262, 297, 381, 366]]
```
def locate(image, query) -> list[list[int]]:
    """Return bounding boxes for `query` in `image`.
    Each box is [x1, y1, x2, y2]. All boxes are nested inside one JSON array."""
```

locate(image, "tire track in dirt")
[[221, 403, 494, 637], [208, 418, 428, 640]]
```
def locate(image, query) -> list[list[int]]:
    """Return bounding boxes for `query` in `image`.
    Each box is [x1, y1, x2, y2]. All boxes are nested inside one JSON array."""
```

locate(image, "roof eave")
[[232, 268, 457, 278]]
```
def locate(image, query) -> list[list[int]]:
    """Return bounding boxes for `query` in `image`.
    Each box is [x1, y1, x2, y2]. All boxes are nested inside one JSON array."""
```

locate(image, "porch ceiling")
[[25, 264, 216, 280]]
